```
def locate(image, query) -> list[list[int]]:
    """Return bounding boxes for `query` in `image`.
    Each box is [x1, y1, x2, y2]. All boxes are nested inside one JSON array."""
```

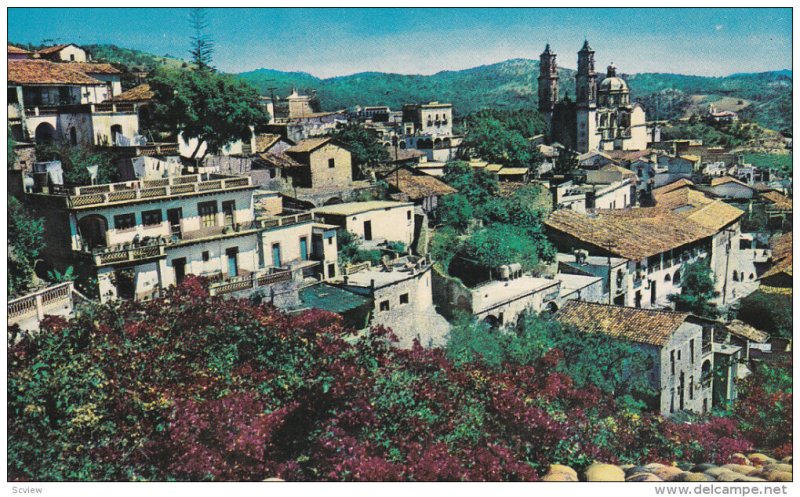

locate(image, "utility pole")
[[721, 228, 734, 306]]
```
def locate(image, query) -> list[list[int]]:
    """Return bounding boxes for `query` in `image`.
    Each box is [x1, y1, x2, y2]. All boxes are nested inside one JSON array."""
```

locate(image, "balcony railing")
[[8, 282, 74, 323], [35, 175, 254, 208], [258, 212, 314, 230], [209, 268, 292, 296], [90, 242, 167, 266]]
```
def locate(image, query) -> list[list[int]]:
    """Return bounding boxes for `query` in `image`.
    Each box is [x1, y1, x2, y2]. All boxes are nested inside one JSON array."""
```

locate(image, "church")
[[538, 41, 648, 153]]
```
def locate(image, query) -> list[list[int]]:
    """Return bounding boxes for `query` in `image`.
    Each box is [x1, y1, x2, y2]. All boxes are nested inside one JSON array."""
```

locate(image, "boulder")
[[748, 453, 776, 466], [542, 471, 578, 482], [675, 472, 713, 482], [584, 463, 626, 482], [624, 466, 652, 477], [652, 466, 685, 481], [703, 467, 729, 478], [781, 456, 792, 464], [722, 464, 759, 476], [548, 464, 578, 479], [626, 473, 663, 482], [715, 469, 744, 482], [692, 463, 717, 473], [765, 463, 793, 473], [764, 470, 792, 482], [734, 475, 766, 482], [644, 462, 667, 471], [730, 453, 750, 465]]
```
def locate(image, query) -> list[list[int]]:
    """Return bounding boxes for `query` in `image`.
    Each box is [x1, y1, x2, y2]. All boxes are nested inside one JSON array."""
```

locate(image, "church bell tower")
[[538, 43, 559, 127], [575, 40, 598, 152]]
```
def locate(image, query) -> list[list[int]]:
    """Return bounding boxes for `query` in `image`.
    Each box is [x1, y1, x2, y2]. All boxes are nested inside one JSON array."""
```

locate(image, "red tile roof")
[[36, 44, 71, 55], [556, 301, 691, 347], [66, 62, 121, 75], [110, 83, 154, 102], [8, 45, 31, 55], [8, 60, 103, 86]]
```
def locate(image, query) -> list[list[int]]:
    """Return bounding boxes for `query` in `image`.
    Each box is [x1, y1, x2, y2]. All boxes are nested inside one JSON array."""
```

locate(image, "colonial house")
[[36, 43, 89, 62], [8, 44, 32, 60], [707, 176, 756, 200], [545, 207, 728, 309], [759, 232, 792, 292], [551, 172, 635, 212], [283, 137, 353, 189], [556, 300, 719, 415], [313, 201, 416, 248], [23, 172, 315, 303], [326, 255, 450, 348], [653, 154, 697, 188], [381, 165, 457, 214], [556, 252, 630, 305], [8, 59, 139, 147]]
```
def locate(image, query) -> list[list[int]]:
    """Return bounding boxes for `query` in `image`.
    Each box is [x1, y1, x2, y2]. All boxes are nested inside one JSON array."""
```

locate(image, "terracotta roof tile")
[[544, 207, 715, 260], [383, 167, 456, 200], [652, 178, 695, 196], [8, 60, 104, 86], [254, 134, 284, 153], [8, 45, 31, 55], [725, 320, 770, 343], [256, 152, 305, 169], [654, 187, 743, 231], [711, 176, 753, 189], [761, 232, 792, 281], [36, 44, 73, 55], [111, 83, 153, 102], [761, 190, 792, 211], [556, 301, 691, 347], [66, 62, 121, 75], [285, 137, 335, 154]]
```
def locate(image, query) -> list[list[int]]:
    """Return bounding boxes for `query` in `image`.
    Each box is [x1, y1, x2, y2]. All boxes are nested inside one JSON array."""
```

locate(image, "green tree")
[[8, 197, 45, 297], [37, 145, 120, 186], [459, 118, 541, 170], [736, 290, 792, 339], [553, 147, 579, 175], [8, 126, 18, 168], [331, 123, 389, 178], [668, 260, 720, 318], [145, 68, 269, 159], [460, 223, 551, 270], [435, 194, 474, 230], [188, 8, 214, 71], [442, 160, 499, 206]]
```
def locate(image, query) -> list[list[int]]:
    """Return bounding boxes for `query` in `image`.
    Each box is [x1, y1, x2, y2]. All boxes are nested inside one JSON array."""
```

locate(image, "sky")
[[7, 7, 793, 78]]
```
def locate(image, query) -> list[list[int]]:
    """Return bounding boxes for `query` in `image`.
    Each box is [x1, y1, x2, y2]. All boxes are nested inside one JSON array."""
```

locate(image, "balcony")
[[31, 175, 254, 209], [8, 282, 74, 324], [209, 268, 292, 296], [258, 212, 314, 230], [87, 240, 167, 267]]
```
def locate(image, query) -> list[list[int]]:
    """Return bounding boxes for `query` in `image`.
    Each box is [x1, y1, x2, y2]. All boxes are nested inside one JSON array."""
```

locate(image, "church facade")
[[538, 41, 648, 153]]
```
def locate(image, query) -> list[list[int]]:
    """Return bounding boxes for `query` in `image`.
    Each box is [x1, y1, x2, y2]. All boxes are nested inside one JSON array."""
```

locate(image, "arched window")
[[673, 269, 681, 284], [34, 122, 56, 145], [664, 273, 671, 282], [111, 124, 123, 145], [77, 214, 109, 249]]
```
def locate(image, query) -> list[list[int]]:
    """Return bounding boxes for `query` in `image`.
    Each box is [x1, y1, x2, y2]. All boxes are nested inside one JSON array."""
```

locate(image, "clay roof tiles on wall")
[[760, 232, 793, 281], [544, 207, 715, 260], [652, 178, 695, 196], [7, 59, 103, 86], [8, 45, 31, 55], [556, 300, 691, 347], [285, 137, 335, 154], [761, 190, 792, 211], [66, 62, 122, 75], [710, 176, 753, 189], [654, 187, 744, 231]]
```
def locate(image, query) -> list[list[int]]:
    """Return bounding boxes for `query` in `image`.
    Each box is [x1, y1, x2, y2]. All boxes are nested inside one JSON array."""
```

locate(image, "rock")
[[676, 461, 694, 471], [644, 462, 667, 471], [715, 469, 744, 482], [764, 470, 792, 482], [624, 466, 652, 477], [722, 464, 759, 476], [765, 463, 793, 473], [627, 473, 663, 482], [652, 466, 685, 481], [548, 464, 578, 479], [734, 475, 766, 482], [781, 456, 792, 464], [542, 464, 578, 481], [542, 471, 578, 482], [263, 477, 285, 482], [748, 453, 776, 466], [585, 463, 626, 482], [703, 467, 729, 478], [692, 463, 717, 473], [675, 472, 713, 482]]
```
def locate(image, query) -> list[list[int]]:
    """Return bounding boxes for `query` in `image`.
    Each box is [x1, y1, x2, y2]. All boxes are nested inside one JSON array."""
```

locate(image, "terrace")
[[31, 174, 254, 209]]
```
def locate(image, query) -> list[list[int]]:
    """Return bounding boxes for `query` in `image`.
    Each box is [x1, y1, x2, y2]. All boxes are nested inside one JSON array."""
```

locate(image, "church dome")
[[599, 76, 629, 92]]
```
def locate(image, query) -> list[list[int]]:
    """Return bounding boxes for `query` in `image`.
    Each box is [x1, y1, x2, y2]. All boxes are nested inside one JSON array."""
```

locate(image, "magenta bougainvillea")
[[7, 277, 790, 481]]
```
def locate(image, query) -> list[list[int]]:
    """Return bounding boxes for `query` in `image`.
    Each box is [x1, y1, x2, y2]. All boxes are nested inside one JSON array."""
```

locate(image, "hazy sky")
[[8, 8, 793, 78]]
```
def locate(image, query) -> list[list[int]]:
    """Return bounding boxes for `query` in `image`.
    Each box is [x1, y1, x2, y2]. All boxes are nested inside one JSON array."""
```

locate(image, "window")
[[677, 350, 681, 361], [399, 293, 409, 305], [222, 200, 236, 227], [690, 339, 695, 364], [379, 300, 390, 311], [202, 251, 210, 262], [328, 158, 335, 169], [406, 210, 412, 220], [328, 237, 333, 245], [327, 263, 336, 278], [198, 201, 218, 228], [114, 213, 136, 230], [670, 350, 675, 376], [69, 54, 75, 61], [142, 209, 162, 226], [689, 377, 694, 400]]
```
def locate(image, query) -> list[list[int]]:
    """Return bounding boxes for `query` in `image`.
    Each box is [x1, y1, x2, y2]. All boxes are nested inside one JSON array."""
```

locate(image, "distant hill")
[[240, 59, 791, 133], [16, 42, 789, 133]]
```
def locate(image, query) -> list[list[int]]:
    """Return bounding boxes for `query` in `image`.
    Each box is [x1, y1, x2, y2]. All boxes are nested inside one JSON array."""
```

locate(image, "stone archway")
[[34, 122, 56, 145], [78, 214, 109, 249]]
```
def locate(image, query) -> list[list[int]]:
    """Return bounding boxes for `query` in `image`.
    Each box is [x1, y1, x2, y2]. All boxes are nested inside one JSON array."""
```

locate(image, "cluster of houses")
[[7, 42, 793, 419]]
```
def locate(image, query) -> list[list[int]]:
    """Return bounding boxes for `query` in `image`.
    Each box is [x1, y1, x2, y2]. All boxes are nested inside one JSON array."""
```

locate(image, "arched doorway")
[[673, 269, 681, 285], [544, 301, 559, 314], [482, 314, 500, 328], [69, 127, 78, 146], [34, 122, 56, 145], [78, 214, 109, 249]]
